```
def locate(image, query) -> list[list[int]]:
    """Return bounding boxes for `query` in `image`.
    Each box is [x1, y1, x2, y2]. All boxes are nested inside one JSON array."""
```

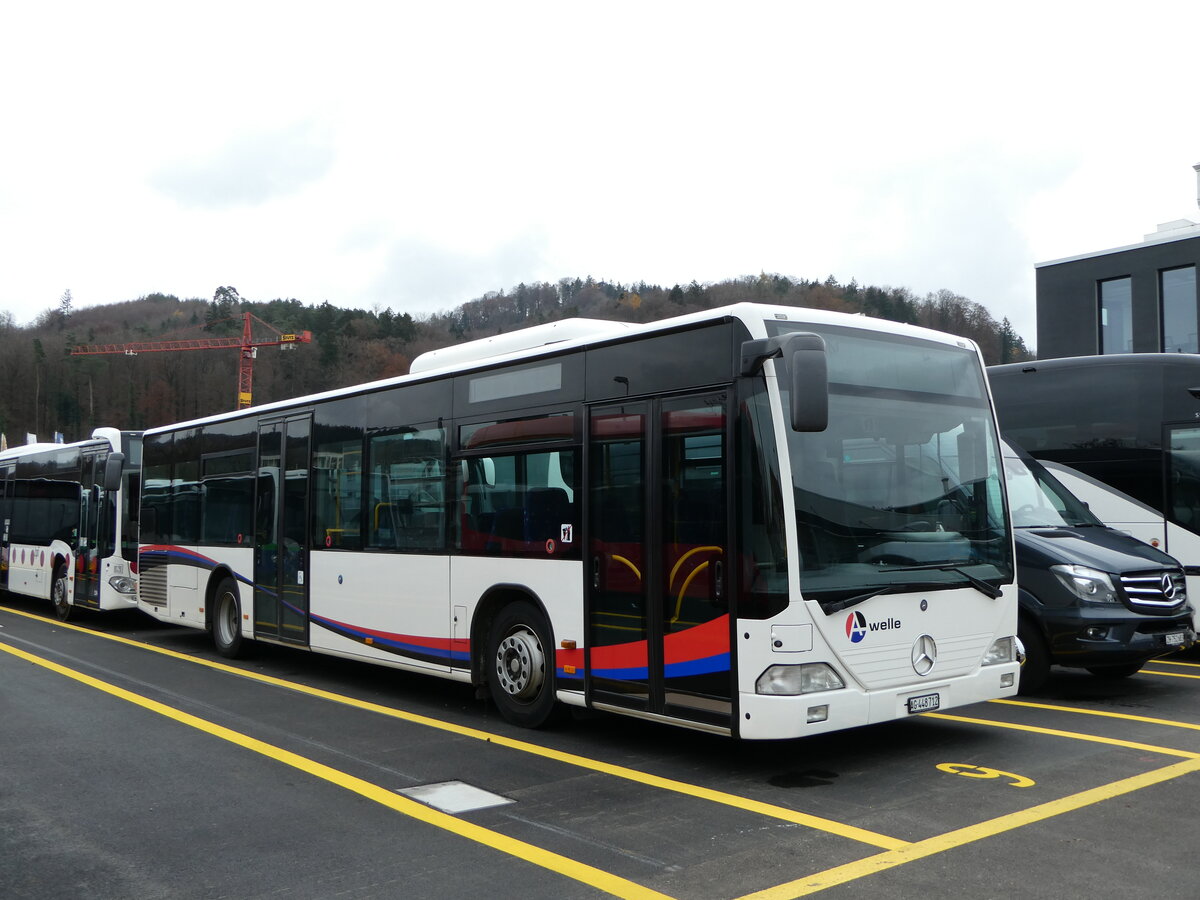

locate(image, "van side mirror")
[[740, 332, 828, 432], [103, 453, 125, 492]]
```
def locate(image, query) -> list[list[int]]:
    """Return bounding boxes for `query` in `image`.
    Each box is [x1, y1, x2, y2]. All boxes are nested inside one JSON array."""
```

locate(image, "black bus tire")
[[213, 578, 246, 659], [1017, 617, 1050, 694], [486, 600, 556, 728], [51, 565, 72, 622]]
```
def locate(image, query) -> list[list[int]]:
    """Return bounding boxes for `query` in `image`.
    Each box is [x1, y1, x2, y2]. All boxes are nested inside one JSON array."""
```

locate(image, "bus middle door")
[[254, 415, 312, 646]]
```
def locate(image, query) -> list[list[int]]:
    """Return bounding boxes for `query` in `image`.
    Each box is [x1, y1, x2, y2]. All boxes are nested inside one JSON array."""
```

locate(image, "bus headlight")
[[983, 636, 1016, 666], [1051, 565, 1119, 605], [108, 576, 137, 594], [756, 663, 845, 696]]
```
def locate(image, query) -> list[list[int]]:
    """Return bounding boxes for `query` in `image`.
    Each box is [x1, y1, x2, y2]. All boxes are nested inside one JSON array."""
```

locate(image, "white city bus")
[[137, 304, 1019, 738], [0, 428, 141, 619]]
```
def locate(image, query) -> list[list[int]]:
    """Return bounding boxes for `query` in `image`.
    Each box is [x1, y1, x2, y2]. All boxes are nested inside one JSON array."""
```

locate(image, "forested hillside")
[[0, 275, 1031, 444]]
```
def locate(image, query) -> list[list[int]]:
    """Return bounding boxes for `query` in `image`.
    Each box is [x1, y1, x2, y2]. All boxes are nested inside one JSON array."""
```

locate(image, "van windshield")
[[1003, 449, 1102, 528]]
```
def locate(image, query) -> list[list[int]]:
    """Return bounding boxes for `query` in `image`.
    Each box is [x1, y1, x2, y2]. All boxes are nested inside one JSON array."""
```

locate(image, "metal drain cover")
[[397, 781, 514, 813]]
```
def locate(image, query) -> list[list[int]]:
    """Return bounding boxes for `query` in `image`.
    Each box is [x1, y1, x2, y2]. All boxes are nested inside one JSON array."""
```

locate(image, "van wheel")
[[1017, 618, 1049, 693], [212, 578, 246, 659], [486, 601, 556, 728], [1085, 663, 1143, 678], [51, 566, 72, 622]]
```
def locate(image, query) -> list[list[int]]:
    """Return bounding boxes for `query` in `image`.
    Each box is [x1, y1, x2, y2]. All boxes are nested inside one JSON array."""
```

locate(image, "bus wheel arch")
[[473, 587, 557, 728]]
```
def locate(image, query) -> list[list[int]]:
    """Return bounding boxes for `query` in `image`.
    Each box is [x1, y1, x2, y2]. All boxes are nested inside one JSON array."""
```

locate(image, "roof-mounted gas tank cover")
[[740, 332, 828, 432]]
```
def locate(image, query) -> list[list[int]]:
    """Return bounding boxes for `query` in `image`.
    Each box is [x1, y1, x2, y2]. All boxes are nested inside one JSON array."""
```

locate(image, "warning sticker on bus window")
[[560, 524, 574, 543]]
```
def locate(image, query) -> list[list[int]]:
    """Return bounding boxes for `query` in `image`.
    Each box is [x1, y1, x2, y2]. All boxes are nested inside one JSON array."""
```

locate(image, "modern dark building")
[[1036, 164, 1200, 360]]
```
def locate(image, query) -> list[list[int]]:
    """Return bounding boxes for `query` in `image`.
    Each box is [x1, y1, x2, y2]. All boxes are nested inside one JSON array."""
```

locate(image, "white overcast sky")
[[2, 1, 1198, 349]]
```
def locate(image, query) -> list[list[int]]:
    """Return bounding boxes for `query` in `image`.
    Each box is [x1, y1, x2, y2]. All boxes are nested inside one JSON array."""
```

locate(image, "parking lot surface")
[[3, 595, 1198, 899]]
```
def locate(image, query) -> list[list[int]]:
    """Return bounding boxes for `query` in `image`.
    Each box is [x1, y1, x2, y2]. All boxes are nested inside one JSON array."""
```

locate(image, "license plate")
[[907, 693, 940, 714], [1165, 632, 1186, 646]]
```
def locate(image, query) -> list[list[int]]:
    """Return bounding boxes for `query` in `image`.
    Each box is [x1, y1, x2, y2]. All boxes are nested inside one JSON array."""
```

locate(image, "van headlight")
[[1051, 565, 1119, 605], [983, 636, 1016, 666], [108, 576, 137, 594], [756, 663, 845, 695]]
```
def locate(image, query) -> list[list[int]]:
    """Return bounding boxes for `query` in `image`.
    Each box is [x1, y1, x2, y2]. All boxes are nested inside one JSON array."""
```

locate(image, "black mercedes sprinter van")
[[1004, 440, 1196, 692]]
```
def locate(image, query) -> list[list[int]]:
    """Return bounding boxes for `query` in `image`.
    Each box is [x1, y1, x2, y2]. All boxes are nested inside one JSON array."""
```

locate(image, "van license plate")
[[1165, 632, 1186, 646], [907, 693, 940, 713]]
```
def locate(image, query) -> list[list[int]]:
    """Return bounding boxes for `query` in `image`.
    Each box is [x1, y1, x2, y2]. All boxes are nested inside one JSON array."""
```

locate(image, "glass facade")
[[1161, 265, 1198, 353], [1099, 277, 1132, 354]]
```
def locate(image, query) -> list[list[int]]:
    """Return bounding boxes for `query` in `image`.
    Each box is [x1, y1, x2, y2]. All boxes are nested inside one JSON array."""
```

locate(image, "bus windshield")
[[771, 322, 1012, 609]]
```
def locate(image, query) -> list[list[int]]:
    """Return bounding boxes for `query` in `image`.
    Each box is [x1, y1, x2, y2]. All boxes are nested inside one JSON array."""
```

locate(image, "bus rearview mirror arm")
[[740, 333, 828, 432]]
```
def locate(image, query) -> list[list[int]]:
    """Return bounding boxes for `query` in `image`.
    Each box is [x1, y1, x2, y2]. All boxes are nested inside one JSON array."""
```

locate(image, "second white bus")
[[1, 428, 141, 619]]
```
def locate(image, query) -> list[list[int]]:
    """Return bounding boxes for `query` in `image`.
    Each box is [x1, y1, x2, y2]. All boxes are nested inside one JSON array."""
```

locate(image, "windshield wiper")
[[821, 581, 945, 614], [825, 585, 907, 614], [880, 563, 1003, 599]]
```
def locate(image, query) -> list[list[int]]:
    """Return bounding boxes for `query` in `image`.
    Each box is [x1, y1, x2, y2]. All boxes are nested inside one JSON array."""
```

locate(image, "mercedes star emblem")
[[912, 634, 937, 676]]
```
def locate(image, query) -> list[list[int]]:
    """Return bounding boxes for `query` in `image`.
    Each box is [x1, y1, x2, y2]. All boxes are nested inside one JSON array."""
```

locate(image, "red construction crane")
[[72, 311, 312, 410]]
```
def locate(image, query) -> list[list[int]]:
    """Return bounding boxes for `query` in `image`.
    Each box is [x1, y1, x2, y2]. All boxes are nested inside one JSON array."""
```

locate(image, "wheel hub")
[[495, 628, 544, 699]]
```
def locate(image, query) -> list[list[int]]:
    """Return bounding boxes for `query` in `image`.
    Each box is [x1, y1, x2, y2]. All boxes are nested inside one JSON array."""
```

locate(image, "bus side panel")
[[138, 545, 250, 630], [5, 543, 61, 600], [450, 556, 585, 695], [307, 551, 452, 673]]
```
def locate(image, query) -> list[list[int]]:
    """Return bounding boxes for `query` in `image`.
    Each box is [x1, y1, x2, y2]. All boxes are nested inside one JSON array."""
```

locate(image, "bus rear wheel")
[[51, 565, 72, 622], [213, 578, 245, 659], [486, 601, 556, 728]]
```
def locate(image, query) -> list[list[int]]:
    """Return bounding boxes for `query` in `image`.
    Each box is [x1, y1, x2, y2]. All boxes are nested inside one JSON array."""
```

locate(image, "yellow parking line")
[[990, 699, 1200, 733], [1142, 668, 1200, 681], [0, 605, 906, 851], [1151, 659, 1200, 668], [735, 757, 1200, 899], [923, 712, 1200, 759], [0, 640, 674, 900]]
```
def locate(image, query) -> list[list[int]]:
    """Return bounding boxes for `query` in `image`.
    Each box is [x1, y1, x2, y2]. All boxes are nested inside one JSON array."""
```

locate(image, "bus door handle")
[[592, 557, 601, 590], [714, 560, 724, 601]]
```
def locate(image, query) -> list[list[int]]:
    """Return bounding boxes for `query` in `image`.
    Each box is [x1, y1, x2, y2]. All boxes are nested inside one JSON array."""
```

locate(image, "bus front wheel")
[[213, 578, 245, 659], [486, 601, 556, 728], [51, 565, 72, 622]]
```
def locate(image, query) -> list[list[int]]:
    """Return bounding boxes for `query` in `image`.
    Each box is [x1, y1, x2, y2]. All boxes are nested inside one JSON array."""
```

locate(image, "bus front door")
[[254, 415, 312, 646], [73, 450, 112, 609], [587, 394, 733, 730]]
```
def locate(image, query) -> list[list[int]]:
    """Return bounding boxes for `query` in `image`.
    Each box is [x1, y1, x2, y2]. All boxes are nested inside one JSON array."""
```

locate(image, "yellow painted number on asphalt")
[[937, 763, 1036, 788]]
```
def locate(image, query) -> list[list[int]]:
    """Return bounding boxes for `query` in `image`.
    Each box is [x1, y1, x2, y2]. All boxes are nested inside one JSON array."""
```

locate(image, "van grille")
[[1120, 571, 1186, 611]]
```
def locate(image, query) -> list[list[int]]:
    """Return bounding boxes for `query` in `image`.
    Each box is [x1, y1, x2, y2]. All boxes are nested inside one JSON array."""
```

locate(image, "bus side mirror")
[[740, 333, 828, 432], [103, 453, 125, 492]]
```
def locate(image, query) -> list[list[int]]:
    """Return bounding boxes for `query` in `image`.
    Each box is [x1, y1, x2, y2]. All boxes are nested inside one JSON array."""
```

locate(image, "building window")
[[1161, 266, 1198, 354], [1099, 277, 1132, 354]]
